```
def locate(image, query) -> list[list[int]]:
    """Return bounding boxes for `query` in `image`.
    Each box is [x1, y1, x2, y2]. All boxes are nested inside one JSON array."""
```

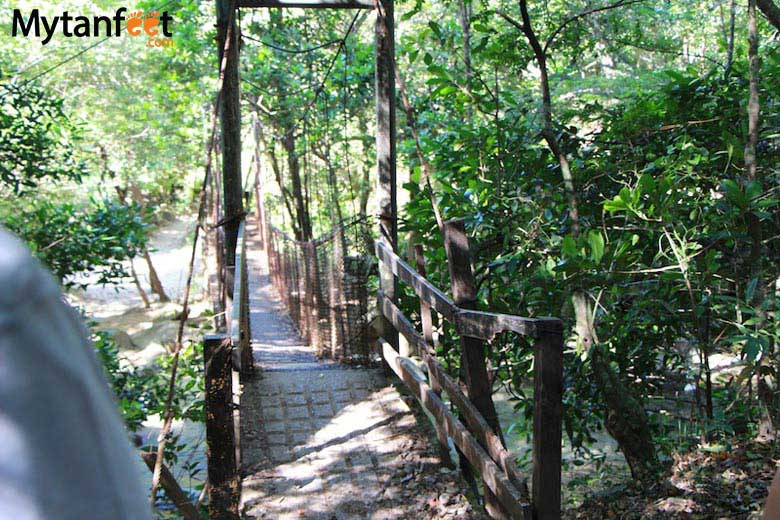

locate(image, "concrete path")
[[239, 225, 484, 519]]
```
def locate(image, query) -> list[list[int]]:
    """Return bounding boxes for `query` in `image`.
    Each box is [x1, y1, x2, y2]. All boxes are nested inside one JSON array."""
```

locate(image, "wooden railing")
[[375, 220, 563, 520], [203, 218, 251, 520]]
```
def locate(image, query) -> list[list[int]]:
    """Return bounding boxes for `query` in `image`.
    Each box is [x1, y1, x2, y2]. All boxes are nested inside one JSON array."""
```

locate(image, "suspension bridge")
[[199, 1, 565, 519]]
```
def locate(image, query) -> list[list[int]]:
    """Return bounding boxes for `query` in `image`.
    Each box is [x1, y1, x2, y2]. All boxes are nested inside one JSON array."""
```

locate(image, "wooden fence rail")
[[375, 220, 563, 520], [203, 218, 251, 519]]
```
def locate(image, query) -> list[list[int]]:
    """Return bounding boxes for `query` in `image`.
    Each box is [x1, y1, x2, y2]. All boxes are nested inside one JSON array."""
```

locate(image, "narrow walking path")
[[239, 224, 485, 519]]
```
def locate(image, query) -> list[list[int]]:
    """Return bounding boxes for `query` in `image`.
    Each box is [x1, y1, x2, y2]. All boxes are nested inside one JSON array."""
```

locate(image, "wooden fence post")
[[204, 335, 240, 520], [442, 220, 502, 433], [532, 321, 563, 520], [443, 219, 507, 519]]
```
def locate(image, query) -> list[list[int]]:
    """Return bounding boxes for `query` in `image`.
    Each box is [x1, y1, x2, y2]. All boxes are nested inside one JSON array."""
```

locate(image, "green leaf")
[[638, 174, 656, 195], [604, 195, 627, 213], [561, 235, 578, 257], [721, 179, 748, 209], [587, 230, 605, 263], [744, 337, 761, 362], [746, 278, 758, 301], [428, 21, 443, 41], [746, 180, 762, 203]]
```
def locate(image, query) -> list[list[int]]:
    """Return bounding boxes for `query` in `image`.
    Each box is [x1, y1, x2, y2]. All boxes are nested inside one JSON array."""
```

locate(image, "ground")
[[66, 215, 778, 518], [66, 215, 209, 497], [565, 438, 778, 519]]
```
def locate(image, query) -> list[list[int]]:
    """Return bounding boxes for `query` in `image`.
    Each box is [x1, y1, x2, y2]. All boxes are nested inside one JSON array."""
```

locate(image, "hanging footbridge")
[[201, 208, 563, 520], [202, 1, 564, 518]]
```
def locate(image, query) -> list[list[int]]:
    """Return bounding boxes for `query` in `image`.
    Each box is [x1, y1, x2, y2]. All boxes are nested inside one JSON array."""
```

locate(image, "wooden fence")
[[203, 218, 251, 519], [376, 219, 564, 520]]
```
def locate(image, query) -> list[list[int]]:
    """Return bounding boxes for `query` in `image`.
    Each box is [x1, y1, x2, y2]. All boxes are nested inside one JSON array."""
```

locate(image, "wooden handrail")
[[379, 338, 532, 520], [375, 233, 563, 520], [378, 293, 530, 495], [229, 221, 245, 346], [375, 240, 456, 319], [227, 220, 252, 375], [376, 240, 562, 338]]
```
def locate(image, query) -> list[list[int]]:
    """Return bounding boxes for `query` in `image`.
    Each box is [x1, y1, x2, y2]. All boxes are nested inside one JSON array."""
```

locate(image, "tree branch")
[[758, 0, 780, 30], [544, 0, 648, 55]]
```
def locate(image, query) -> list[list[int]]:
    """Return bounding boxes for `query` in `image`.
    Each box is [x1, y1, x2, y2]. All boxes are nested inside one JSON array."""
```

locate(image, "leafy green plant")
[[3, 199, 149, 287], [0, 83, 83, 194]]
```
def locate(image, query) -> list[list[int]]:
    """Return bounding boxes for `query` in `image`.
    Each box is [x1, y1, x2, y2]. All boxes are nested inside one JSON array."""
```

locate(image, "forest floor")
[[566, 436, 777, 519]]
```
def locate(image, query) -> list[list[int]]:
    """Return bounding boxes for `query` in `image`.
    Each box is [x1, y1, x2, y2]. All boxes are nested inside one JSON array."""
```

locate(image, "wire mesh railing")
[[265, 215, 376, 364]]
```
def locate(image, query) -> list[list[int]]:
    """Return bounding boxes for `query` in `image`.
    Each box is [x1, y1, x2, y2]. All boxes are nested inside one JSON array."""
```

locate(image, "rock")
[[655, 497, 698, 515], [439, 493, 454, 506], [107, 329, 138, 351]]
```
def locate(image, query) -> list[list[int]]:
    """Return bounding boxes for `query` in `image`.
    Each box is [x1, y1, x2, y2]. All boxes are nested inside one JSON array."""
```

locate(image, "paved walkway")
[[239, 225, 484, 519]]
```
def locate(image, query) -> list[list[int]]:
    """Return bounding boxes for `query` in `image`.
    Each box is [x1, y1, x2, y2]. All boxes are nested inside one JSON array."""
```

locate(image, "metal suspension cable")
[[242, 32, 341, 54], [240, 11, 364, 138]]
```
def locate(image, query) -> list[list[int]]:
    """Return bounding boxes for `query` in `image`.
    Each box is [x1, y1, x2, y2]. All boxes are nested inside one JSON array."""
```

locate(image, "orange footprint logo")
[[126, 11, 143, 36], [126, 10, 160, 36], [144, 11, 160, 36]]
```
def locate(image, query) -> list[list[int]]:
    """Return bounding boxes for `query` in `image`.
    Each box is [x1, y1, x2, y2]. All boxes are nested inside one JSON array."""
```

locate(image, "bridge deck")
[[238, 223, 484, 519]]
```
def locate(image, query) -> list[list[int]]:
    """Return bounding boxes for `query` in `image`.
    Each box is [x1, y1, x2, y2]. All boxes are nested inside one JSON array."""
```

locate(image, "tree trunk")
[[457, 0, 473, 122], [217, 0, 244, 269], [130, 258, 151, 309], [284, 128, 313, 241], [746, 0, 779, 430], [358, 119, 372, 216], [592, 345, 660, 482], [144, 250, 170, 302], [757, 0, 780, 30], [724, 0, 737, 76]]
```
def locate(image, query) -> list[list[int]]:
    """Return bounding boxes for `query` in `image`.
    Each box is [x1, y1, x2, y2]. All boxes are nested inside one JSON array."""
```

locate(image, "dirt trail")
[[67, 215, 209, 365]]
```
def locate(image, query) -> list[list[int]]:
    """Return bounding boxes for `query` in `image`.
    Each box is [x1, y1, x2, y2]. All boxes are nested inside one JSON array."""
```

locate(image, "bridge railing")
[[264, 216, 375, 363], [375, 220, 563, 520], [202, 218, 251, 519]]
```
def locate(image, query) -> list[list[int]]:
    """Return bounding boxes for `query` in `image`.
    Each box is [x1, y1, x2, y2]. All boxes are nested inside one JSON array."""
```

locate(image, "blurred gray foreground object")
[[0, 228, 150, 520]]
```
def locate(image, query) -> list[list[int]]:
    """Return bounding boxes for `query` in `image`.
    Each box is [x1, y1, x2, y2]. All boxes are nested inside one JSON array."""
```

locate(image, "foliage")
[[3, 198, 149, 287], [0, 83, 83, 194], [93, 327, 205, 433], [2, 0, 780, 511]]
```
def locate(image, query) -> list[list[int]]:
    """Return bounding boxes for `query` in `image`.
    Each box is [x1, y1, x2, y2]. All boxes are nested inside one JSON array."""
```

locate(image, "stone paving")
[[239, 225, 485, 519]]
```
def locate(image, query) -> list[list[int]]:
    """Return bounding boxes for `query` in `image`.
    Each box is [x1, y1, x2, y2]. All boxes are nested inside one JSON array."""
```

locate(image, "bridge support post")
[[204, 335, 240, 519], [217, 0, 244, 280], [375, 0, 398, 351], [532, 322, 563, 520]]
